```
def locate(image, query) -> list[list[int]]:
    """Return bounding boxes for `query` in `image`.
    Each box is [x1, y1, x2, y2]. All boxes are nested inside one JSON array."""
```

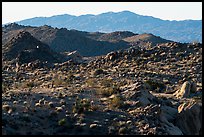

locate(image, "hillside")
[[123, 33, 173, 47], [14, 11, 202, 43], [2, 23, 174, 57], [2, 23, 202, 135], [2, 40, 202, 135], [2, 30, 64, 64]]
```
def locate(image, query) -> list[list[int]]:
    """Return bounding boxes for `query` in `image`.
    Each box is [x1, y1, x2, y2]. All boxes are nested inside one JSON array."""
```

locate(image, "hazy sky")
[[2, 2, 202, 24]]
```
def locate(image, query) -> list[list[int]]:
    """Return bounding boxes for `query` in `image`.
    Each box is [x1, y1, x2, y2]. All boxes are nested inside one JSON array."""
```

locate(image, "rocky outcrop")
[[173, 81, 191, 98], [173, 81, 198, 98], [65, 51, 84, 63], [122, 83, 155, 107], [175, 102, 202, 135]]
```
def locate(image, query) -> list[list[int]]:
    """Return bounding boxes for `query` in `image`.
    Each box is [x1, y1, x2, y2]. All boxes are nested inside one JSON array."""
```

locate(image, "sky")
[[2, 2, 202, 24]]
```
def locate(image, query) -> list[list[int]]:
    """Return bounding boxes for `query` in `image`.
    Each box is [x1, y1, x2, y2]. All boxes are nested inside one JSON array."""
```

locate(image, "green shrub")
[[58, 118, 66, 126]]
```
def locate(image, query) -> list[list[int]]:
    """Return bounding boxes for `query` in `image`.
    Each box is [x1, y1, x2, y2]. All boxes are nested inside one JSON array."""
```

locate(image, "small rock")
[[8, 108, 13, 114], [126, 120, 132, 124], [48, 102, 54, 108], [23, 101, 28, 105], [93, 120, 99, 123], [118, 127, 127, 134], [38, 99, 44, 105], [74, 113, 78, 117], [13, 101, 18, 104], [65, 110, 69, 114], [60, 99, 66, 105], [44, 100, 48, 105], [35, 103, 41, 107], [143, 124, 149, 130], [80, 123, 87, 126], [90, 123, 97, 128], [56, 107, 63, 112], [2, 105, 10, 111]]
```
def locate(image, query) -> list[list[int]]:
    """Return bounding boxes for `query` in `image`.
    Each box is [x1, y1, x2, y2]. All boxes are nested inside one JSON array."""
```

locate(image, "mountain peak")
[[10, 31, 36, 45], [118, 10, 137, 15], [3, 31, 50, 60], [3, 23, 26, 31]]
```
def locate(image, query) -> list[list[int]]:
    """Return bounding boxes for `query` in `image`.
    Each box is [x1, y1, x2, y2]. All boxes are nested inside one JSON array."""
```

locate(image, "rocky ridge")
[[2, 23, 175, 56]]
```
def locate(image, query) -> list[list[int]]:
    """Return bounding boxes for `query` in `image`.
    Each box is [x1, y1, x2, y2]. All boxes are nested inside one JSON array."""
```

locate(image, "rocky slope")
[[2, 30, 202, 136]]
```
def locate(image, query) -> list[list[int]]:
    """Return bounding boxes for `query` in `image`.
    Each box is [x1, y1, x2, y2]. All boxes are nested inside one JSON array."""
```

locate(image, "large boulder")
[[65, 51, 84, 63], [175, 102, 202, 135], [173, 81, 197, 98], [122, 89, 154, 107], [158, 106, 183, 135]]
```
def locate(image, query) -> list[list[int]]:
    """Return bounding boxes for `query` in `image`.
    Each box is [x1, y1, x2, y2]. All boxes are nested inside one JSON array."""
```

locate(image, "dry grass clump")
[[109, 95, 124, 109], [86, 78, 97, 87], [97, 87, 118, 97], [53, 78, 64, 86]]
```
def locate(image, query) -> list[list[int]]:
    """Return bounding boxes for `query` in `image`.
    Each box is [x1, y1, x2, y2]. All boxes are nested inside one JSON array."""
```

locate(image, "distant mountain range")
[[12, 11, 202, 43]]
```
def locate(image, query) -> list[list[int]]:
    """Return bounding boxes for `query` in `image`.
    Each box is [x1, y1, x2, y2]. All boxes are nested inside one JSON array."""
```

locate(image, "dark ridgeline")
[[2, 23, 173, 60]]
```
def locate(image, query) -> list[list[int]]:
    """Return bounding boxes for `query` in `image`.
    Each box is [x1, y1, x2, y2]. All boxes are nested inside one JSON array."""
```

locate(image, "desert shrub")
[[109, 95, 124, 109], [53, 78, 63, 86], [26, 81, 35, 88], [144, 79, 166, 92], [176, 52, 184, 57], [101, 78, 113, 87], [118, 80, 127, 87], [100, 78, 121, 88], [97, 87, 119, 97], [96, 78, 121, 97], [72, 97, 91, 114], [86, 78, 97, 87], [64, 73, 75, 83], [93, 68, 106, 76], [22, 81, 35, 89]]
